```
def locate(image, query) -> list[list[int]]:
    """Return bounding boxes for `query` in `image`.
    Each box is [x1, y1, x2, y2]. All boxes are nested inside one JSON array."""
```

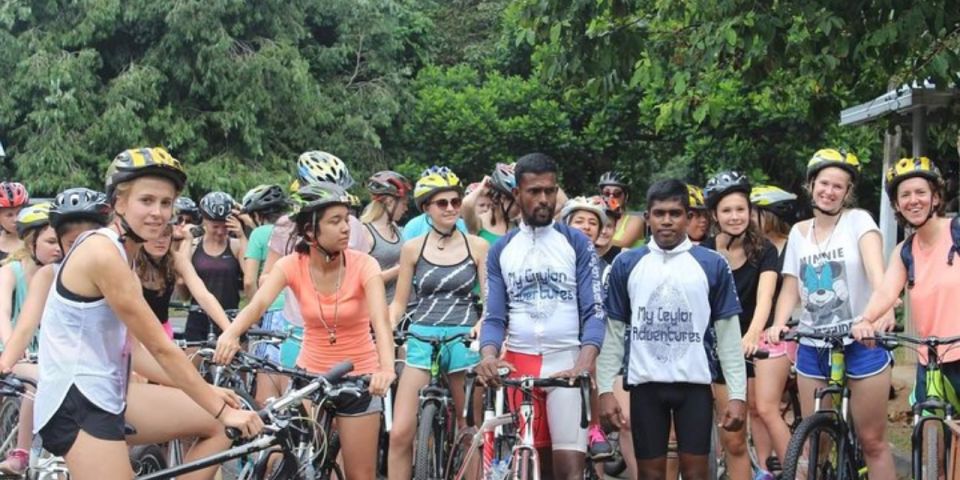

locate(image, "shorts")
[[628, 383, 713, 459], [161, 321, 174, 341], [757, 335, 798, 362], [796, 342, 892, 380], [404, 324, 479, 373], [311, 385, 382, 417], [253, 310, 289, 363], [504, 349, 587, 453], [713, 362, 755, 385], [38, 385, 126, 457], [280, 326, 303, 369], [184, 311, 223, 342]]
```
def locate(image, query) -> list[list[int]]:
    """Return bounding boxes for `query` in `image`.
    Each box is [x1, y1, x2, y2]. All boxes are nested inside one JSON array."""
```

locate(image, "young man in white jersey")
[[477, 153, 606, 479], [597, 178, 747, 480]]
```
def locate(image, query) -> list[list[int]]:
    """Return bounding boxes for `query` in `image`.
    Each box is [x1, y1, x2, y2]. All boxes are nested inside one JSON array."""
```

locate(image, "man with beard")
[[597, 179, 746, 480], [478, 153, 605, 479]]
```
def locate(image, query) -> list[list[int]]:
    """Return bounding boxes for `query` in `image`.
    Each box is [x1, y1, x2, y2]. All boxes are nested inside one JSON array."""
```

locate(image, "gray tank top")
[[408, 231, 480, 327], [366, 223, 402, 303], [35, 228, 131, 433]]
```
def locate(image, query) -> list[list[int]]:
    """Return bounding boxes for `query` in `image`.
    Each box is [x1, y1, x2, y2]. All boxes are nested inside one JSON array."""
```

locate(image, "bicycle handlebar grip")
[[225, 409, 271, 440], [324, 361, 355, 384]]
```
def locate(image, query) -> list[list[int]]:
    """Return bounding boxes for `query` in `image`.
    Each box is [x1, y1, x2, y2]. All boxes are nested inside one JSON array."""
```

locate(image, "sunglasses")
[[429, 198, 462, 210], [602, 188, 625, 199]]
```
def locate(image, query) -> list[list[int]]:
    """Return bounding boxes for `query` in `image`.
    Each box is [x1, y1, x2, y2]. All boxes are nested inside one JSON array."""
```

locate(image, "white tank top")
[[34, 228, 132, 433]]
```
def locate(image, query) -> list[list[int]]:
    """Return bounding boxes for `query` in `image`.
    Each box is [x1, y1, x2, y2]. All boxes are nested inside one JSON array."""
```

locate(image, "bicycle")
[[780, 330, 871, 480], [874, 332, 960, 480], [457, 369, 591, 480], [393, 330, 474, 480], [137, 360, 361, 480]]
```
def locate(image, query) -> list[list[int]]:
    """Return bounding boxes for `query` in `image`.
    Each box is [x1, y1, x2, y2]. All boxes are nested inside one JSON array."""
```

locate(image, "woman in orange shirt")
[[216, 182, 396, 480]]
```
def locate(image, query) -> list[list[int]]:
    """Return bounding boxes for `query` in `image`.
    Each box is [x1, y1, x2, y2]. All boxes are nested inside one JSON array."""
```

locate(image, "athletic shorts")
[[280, 326, 302, 369], [404, 324, 479, 373], [253, 310, 289, 363], [504, 349, 587, 453], [796, 342, 892, 380], [294, 377, 382, 417], [758, 335, 798, 362], [184, 311, 223, 342], [628, 382, 713, 459], [38, 385, 126, 457]]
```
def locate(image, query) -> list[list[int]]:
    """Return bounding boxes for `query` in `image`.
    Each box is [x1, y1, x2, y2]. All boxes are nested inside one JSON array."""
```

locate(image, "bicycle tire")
[[257, 447, 307, 480], [129, 444, 167, 475], [413, 402, 445, 480], [922, 420, 940, 480], [0, 396, 20, 457], [782, 411, 854, 480], [445, 427, 476, 480]]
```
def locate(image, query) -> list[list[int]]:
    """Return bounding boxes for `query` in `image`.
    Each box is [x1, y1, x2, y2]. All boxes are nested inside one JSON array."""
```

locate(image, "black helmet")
[[367, 171, 412, 198], [598, 171, 629, 191], [241, 184, 287, 214], [175, 196, 199, 215], [50, 188, 112, 231], [704, 171, 752, 210], [199, 191, 235, 221]]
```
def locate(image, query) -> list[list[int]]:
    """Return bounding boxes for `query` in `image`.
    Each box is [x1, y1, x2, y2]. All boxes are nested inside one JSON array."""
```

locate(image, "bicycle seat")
[[124, 423, 138, 436]]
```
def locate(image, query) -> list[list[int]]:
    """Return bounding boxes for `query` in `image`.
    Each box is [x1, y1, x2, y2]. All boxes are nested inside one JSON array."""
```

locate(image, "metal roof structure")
[[840, 82, 958, 127]]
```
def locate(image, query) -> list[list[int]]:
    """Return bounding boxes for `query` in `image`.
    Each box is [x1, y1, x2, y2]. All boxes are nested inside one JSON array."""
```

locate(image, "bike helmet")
[[885, 156, 942, 197], [560, 196, 609, 227], [16, 202, 52, 238], [687, 184, 706, 210], [489, 163, 517, 196], [806, 148, 861, 183], [241, 184, 287, 213], [105, 147, 187, 199], [414, 166, 462, 210], [598, 171, 629, 191], [750, 185, 798, 222], [50, 188, 112, 231], [175, 196, 200, 217], [297, 151, 354, 189], [199, 191, 235, 221], [704, 171, 752, 210], [295, 182, 352, 217], [367, 171, 412, 198], [0, 182, 29, 209]]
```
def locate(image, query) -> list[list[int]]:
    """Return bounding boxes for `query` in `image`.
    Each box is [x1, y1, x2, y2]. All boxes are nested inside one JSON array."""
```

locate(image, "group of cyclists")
[[0, 143, 953, 480]]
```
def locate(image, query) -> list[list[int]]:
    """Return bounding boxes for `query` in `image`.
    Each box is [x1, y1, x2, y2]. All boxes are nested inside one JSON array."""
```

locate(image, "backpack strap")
[[900, 232, 917, 289], [948, 216, 960, 267]]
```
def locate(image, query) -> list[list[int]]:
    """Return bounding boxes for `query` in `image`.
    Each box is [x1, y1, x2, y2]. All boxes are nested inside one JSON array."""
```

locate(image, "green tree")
[[0, 0, 421, 197]]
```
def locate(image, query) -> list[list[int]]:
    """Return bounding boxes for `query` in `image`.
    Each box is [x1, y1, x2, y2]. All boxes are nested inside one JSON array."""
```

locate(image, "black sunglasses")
[[429, 198, 462, 210]]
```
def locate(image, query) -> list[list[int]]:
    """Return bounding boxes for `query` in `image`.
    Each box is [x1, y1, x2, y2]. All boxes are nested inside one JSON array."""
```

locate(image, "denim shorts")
[[404, 324, 479, 373]]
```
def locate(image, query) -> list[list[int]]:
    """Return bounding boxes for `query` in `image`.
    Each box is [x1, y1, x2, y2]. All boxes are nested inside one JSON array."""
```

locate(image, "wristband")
[[214, 401, 228, 420]]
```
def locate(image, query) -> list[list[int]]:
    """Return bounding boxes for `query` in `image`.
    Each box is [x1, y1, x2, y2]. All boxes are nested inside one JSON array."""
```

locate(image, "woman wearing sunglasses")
[[598, 171, 646, 248], [387, 166, 488, 480]]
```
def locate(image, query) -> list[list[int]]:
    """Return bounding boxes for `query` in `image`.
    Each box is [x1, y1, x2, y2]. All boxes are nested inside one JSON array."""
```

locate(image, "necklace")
[[429, 223, 454, 251], [310, 254, 344, 345], [810, 212, 842, 256]]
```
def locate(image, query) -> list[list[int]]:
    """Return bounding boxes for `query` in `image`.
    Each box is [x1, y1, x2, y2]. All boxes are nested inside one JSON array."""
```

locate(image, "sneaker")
[[0, 448, 28, 475], [587, 425, 614, 460]]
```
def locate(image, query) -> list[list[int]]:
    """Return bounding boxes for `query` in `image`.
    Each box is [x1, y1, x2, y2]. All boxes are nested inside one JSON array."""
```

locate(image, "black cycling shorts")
[[629, 382, 713, 460], [38, 385, 126, 456]]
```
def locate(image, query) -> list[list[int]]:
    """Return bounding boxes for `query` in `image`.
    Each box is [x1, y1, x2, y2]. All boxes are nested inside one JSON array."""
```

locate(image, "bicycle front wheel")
[[782, 412, 856, 480], [921, 420, 942, 480], [414, 402, 447, 480]]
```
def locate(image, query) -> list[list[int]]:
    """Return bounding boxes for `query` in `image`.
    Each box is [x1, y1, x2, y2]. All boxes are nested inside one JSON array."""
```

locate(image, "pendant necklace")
[[311, 254, 344, 345]]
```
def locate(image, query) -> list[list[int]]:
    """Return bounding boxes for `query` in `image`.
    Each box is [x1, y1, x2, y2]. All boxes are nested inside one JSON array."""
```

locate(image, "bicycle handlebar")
[[225, 360, 355, 440], [463, 369, 592, 430]]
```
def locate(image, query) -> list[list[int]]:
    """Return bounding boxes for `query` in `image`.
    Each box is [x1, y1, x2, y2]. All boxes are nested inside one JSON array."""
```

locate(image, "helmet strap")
[[429, 223, 455, 251], [309, 210, 341, 263], [117, 214, 148, 244]]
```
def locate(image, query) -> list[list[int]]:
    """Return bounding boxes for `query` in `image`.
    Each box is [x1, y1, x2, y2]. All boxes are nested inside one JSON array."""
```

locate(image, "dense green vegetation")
[[1, 0, 958, 209]]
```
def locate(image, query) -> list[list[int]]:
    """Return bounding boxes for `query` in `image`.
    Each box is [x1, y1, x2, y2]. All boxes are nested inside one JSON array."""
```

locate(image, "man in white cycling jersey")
[[477, 153, 605, 479], [597, 178, 747, 480]]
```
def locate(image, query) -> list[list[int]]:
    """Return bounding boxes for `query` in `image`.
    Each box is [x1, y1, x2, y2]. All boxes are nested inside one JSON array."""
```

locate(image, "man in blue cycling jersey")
[[597, 178, 747, 480], [478, 153, 606, 479]]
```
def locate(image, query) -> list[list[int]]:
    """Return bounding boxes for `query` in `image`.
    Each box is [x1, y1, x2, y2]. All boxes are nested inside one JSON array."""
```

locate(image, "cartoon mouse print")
[[801, 261, 851, 329]]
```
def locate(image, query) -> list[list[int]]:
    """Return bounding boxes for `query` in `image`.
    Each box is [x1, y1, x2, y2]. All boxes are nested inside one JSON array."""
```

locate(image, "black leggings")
[[629, 382, 713, 460]]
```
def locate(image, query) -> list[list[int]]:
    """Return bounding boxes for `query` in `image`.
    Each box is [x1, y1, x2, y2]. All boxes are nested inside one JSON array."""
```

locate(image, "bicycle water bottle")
[[753, 469, 775, 480]]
